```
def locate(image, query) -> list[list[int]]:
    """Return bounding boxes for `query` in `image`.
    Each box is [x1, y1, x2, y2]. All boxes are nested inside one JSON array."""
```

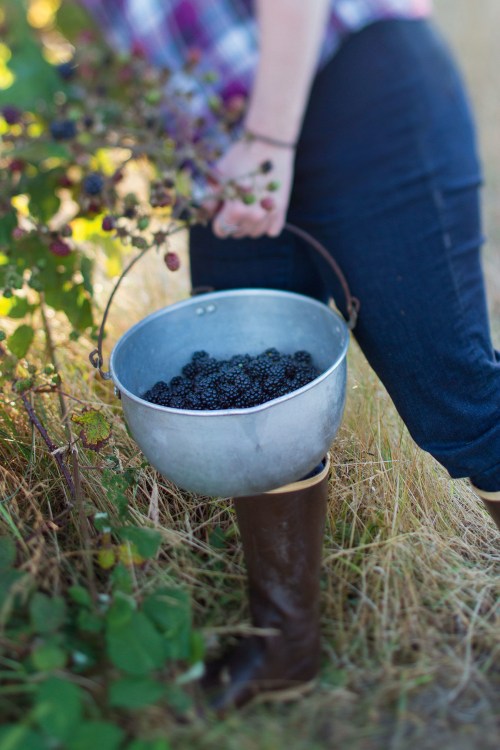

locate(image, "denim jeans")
[[189, 19, 500, 492]]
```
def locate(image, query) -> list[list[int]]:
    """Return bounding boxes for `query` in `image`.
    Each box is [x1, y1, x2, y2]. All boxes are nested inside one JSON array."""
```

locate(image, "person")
[[82, 0, 500, 713]]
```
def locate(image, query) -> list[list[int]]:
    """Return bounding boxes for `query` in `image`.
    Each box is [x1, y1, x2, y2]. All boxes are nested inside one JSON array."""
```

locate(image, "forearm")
[[245, 0, 331, 143]]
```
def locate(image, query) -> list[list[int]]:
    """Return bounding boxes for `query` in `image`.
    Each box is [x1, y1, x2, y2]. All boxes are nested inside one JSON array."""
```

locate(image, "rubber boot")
[[471, 485, 500, 531], [200, 456, 330, 714]]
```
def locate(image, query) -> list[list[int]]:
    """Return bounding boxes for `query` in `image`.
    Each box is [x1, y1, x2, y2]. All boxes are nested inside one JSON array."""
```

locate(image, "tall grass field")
[[0, 1, 498, 748]]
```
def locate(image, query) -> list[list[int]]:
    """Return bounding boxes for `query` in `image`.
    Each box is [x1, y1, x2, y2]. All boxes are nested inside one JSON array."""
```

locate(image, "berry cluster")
[[141, 348, 321, 410]]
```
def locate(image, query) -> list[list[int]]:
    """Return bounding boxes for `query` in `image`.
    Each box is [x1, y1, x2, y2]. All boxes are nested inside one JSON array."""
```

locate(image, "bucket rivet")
[[206, 304, 216, 313], [195, 307, 205, 316]]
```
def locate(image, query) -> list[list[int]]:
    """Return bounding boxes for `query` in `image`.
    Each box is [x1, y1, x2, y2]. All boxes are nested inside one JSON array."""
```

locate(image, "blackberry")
[[50, 120, 77, 140], [141, 347, 320, 410], [83, 172, 105, 195], [181, 362, 198, 380], [294, 350, 313, 365], [57, 60, 77, 80]]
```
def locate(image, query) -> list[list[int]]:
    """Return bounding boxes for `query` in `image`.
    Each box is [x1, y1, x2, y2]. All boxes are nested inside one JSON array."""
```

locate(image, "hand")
[[208, 138, 295, 239]]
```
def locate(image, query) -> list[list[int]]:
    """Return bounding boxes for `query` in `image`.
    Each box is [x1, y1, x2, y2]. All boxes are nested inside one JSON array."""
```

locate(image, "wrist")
[[243, 129, 297, 150]]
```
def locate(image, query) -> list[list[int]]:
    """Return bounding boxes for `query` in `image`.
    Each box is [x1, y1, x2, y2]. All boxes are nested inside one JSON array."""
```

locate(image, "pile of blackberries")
[[141, 348, 321, 410]]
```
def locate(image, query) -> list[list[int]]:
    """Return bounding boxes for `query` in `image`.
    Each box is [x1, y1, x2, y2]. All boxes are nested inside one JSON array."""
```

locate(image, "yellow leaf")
[[117, 543, 145, 567], [97, 548, 116, 570]]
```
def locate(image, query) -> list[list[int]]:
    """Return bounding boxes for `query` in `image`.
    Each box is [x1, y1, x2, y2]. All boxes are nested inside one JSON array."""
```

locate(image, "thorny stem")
[[20, 392, 76, 499], [39, 294, 97, 603]]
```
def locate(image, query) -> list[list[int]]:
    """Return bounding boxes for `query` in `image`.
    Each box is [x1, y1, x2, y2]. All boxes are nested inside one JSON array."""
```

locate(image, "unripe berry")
[[266, 181, 280, 192], [164, 251, 180, 272], [49, 239, 71, 257], [242, 193, 256, 205]]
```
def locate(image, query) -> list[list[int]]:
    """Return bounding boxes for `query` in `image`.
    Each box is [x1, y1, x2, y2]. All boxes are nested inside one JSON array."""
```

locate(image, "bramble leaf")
[[106, 611, 166, 676], [7, 324, 34, 358], [35, 678, 84, 742], [71, 408, 111, 451], [118, 527, 162, 560], [30, 593, 66, 633], [67, 721, 124, 750], [109, 677, 165, 709]]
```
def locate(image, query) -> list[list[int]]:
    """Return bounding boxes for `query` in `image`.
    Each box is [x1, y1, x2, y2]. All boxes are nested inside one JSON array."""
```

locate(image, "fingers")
[[212, 200, 285, 239]]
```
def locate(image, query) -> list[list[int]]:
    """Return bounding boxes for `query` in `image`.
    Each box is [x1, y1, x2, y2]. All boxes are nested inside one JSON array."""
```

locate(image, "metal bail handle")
[[89, 222, 360, 380]]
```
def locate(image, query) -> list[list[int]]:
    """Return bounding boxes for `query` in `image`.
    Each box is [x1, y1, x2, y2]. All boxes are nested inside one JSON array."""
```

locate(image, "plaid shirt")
[[82, 0, 432, 119]]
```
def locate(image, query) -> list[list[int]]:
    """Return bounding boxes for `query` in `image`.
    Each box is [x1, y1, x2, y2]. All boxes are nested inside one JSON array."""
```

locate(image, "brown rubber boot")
[[471, 485, 500, 531], [200, 456, 330, 714]]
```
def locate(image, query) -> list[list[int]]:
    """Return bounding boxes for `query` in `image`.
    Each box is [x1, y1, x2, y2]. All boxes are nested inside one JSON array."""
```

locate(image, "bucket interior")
[[110, 289, 349, 401]]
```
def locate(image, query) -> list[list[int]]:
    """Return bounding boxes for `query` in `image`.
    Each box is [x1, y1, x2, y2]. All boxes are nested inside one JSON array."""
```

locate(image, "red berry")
[[49, 239, 71, 257], [164, 251, 180, 272], [8, 159, 25, 173], [2, 106, 22, 125], [58, 175, 73, 188], [102, 215, 115, 232], [260, 196, 276, 212]]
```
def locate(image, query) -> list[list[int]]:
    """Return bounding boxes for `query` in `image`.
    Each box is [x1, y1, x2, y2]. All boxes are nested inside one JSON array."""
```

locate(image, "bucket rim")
[[109, 288, 350, 417]]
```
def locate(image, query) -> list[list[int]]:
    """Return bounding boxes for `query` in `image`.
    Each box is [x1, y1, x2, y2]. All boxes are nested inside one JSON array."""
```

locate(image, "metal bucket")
[[109, 288, 350, 497]]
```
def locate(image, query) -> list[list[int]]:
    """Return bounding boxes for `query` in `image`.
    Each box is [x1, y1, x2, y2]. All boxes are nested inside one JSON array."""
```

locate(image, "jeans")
[[189, 19, 500, 492]]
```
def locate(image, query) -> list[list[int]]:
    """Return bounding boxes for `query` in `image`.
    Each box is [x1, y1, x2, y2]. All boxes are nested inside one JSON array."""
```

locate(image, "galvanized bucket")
[[91, 224, 359, 497]]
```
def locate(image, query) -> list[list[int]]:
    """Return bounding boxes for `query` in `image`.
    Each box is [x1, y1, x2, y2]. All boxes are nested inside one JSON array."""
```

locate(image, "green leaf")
[[106, 611, 166, 676], [0, 536, 16, 569], [164, 685, 193, 714], [68, 585, 92, 608], [35, 678, 83, 743], [0, 211, 17, 248], [117, 527, 162, 560], [67, 722, 124, 750], [11, 141, 71, 165], [27, 169, 63, 223], [7, 297, 36, 319], [80, 255, 94, 295], [142, 589, 191, 661], [7, 324, 34, 359], [31, 643, 67, 671], [56, 1, 98, 42], [77, 609, 103, 634], [109, 677, 165, 709], [106, 592, 136, 628], [1, 6, 69, 110], [30, 593, 66, 634], [71, 408, 111, 451], [0, 726, 47, 750]]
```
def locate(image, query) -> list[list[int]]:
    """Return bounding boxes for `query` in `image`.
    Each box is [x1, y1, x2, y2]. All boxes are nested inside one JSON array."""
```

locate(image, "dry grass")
[[1, 1, 499, 747]]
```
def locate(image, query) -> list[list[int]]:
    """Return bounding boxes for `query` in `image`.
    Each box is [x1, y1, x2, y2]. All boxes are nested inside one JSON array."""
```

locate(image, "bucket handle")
[[89, 221, 360, 380]]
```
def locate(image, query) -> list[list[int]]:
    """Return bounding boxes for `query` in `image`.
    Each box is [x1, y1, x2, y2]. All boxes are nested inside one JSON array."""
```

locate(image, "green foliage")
[[0, 534, 200, 742], [6, 324, 34, 358], [0, 2, 227, 742]]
